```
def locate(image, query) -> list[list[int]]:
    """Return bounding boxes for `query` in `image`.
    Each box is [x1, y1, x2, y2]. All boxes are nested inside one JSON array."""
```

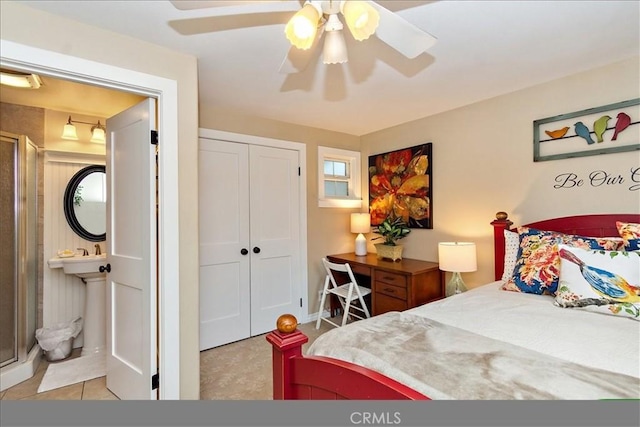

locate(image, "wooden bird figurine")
[[559, 249, 640, 303], [612, 112, 631, 140], [574, 121, 595, 145], [545, 126, 569, 139], [593, 115, 611, 143]]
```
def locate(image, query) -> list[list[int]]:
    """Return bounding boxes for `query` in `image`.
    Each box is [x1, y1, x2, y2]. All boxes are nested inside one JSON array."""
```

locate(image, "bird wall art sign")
[[533, 98, 639, 162]]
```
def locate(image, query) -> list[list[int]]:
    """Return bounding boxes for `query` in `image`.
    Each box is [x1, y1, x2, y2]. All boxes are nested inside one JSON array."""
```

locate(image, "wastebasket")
[[35, 317, 83, 362]]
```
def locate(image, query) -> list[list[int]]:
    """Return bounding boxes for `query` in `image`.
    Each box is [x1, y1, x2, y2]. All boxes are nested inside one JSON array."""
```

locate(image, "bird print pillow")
[[555, 244, 640, 320], [616, 221, 640, 251], [502, 227, 624, 295]]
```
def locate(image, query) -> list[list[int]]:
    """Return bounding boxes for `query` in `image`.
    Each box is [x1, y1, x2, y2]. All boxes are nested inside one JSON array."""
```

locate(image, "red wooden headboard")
[[491, 211, 640, 281]]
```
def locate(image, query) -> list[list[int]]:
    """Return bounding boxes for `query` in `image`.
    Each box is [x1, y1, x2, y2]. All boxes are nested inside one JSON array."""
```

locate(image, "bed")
[[266, 212, 640, 400]]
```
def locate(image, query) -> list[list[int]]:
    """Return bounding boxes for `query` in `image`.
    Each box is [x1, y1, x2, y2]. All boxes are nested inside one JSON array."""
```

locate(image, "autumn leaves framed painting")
[[369, 143, 432, 229], [533, 98, 639, 162]]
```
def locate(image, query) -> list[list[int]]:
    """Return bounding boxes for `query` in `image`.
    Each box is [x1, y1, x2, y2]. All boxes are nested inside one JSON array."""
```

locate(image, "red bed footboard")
[[270, 212, 638, 400], [266, 314, 429, 400]]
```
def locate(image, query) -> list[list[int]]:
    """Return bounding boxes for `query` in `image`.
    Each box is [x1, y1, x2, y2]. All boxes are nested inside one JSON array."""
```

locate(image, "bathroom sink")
[[60, 254, 107, 279]]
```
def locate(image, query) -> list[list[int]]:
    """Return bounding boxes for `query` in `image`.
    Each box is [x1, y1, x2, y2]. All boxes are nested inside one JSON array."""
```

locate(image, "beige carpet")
[[200, 319, 335, 400], [38, 354, 106, 393]]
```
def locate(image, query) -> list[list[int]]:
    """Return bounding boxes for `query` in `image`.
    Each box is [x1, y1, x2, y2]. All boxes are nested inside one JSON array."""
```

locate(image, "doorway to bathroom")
[[1, 40, 180, 399]]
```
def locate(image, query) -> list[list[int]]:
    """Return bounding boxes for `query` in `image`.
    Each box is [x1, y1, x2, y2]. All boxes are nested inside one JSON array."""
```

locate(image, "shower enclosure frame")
[[0, 131, 40, 391]]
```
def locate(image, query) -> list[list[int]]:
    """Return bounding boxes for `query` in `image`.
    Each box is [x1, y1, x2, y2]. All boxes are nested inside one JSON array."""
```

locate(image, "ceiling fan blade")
[[278, 27, 323, 74], [369, 1, 437, 59], [170, 1, 287, 11]]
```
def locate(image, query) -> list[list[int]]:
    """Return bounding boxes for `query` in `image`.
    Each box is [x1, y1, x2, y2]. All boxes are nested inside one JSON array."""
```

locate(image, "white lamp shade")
[[323, 30, 348, 64], [61, 123, 78, 140], [341, 0, 380, 41], [438, 242, 477, 272], [284, 2, 321, 50], [350, 213, 371, 234], [90, 126, 106, 144]]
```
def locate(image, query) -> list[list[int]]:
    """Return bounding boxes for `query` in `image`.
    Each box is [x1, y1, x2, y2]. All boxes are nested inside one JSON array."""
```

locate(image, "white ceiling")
[[10, 0, 640, 136]]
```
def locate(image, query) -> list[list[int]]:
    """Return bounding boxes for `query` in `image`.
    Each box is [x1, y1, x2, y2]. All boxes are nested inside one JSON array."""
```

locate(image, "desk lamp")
[[351, 213, 371, 256]]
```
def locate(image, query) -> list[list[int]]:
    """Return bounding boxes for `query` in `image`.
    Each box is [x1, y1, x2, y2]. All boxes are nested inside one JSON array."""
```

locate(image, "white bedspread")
[[307, 282, 640, 399]]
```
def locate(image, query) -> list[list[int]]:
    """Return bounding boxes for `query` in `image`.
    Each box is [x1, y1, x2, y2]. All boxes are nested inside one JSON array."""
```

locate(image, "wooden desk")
[[327, 253, 444, 316]]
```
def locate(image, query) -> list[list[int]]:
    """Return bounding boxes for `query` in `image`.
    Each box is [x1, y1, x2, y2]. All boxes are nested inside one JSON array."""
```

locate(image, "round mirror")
[[63, 165, 106, 242]]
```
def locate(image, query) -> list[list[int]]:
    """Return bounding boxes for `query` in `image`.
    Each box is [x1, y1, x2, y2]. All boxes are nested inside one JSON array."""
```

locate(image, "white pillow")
[[555, 244, 640, 320], [501, 230, 519, 283]]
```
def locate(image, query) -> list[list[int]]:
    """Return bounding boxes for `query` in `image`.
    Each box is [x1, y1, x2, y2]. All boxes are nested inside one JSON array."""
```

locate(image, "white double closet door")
[[198, 137, 302, 350]]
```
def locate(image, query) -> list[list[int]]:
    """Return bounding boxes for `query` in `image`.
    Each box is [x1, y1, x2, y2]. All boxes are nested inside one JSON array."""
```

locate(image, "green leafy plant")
[[372, 217, 411, 246], [73, 185, 84, 207]]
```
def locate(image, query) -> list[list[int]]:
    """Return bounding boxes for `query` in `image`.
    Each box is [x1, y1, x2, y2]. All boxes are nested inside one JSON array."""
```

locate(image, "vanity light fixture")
[[61, 116, 106, 144], [0, 71, 43, 89]]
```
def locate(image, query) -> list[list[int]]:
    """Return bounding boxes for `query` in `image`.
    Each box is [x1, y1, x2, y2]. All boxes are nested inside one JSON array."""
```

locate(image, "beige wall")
[[1, 2, 201, 399], [200, 58, 640, 315], [362, 57, 640, 289]]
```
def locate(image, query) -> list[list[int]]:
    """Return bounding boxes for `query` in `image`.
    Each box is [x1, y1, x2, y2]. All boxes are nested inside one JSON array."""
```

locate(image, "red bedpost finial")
[[276, 314, 298, 334]]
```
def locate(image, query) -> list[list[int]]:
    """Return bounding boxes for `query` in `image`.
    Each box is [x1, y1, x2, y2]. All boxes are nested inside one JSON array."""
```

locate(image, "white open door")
[[105, 99, 157, 400]]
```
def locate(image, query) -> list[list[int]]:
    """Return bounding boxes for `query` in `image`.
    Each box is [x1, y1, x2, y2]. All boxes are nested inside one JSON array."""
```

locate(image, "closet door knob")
[[240, 248, 248, 255], [253, 247, 261, 254]]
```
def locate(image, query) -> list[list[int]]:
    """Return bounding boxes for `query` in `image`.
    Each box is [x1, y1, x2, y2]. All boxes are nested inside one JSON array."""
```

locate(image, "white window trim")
[[318, 146, 362, 208]]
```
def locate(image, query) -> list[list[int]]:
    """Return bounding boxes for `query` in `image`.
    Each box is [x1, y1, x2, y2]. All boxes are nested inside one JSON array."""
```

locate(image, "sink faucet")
[[94, 244, 102, 255], [77, 247, 88, 256]]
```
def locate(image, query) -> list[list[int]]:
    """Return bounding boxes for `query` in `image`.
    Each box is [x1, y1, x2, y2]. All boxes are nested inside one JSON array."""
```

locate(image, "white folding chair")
[[316, 258, 371, 329]]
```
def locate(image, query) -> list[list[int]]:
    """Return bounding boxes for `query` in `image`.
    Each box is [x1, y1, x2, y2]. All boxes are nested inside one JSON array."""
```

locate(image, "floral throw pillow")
[[555, 244, 640, 320], [616, 221, 640, 251], [502, 227, 624, 295]]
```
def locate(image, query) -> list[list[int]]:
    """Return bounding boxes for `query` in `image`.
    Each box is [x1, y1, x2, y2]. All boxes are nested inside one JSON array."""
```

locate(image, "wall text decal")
[[554, 167, 640, 191]]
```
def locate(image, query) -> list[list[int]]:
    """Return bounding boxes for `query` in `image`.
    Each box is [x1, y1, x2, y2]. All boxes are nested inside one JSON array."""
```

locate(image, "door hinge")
[[298, 167, 300, 176], [152, 372, 159, 390], [151, 130, 159, 145], [300, 298, 303, 308]]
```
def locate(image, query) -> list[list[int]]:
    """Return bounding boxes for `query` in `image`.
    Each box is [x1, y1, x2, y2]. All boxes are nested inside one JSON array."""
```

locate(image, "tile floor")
[[1, 349, 118, 401]]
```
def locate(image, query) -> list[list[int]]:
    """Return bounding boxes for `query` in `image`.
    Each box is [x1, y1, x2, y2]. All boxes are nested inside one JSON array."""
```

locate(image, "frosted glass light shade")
[[438, 242, 477, 273], [341, 0, 380, 41], [61, 123, 78, 140], [284, 2, 321, 50], [90, 123, 106, 144], [323, 30, 348, 64]]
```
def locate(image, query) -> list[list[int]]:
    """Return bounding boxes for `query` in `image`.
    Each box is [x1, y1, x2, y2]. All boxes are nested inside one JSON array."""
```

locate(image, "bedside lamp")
[[438, 242, 477, 296], [351, 213, 371, 256]]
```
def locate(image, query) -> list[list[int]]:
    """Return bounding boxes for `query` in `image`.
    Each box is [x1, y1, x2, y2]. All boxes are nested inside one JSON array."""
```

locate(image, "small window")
[[318, 146, 362, 208]]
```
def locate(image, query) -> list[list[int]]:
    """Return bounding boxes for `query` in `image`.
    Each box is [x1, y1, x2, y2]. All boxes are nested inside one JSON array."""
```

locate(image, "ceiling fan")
[[169, 1, 437, 73]]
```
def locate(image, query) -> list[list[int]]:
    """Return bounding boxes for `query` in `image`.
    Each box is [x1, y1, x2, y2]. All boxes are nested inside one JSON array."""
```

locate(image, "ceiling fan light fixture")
[[341, 0, 379, 41], [323, 28, 348, 64], [285, 1, 322, 50]]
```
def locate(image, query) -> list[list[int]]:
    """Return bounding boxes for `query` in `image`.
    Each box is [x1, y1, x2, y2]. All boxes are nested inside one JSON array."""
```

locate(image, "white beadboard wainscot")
[[43, 151, 105, 348]]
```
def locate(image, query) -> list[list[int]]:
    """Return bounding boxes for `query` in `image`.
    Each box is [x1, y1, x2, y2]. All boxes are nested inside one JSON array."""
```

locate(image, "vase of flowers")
[[372, 217, 411, 261]]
